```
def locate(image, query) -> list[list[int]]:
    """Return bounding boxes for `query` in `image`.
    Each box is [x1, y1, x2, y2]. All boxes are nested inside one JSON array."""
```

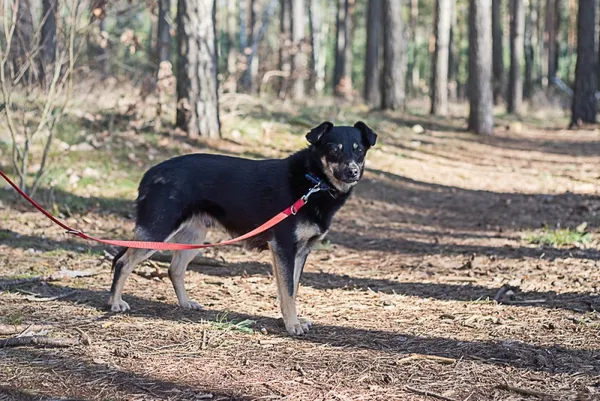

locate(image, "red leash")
[[0, 169, 322, 251]]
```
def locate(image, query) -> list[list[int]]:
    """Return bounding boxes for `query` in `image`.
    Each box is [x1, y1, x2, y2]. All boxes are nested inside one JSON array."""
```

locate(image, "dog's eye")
[[354, 147, 364, 156], [328, 144, 342, 156]]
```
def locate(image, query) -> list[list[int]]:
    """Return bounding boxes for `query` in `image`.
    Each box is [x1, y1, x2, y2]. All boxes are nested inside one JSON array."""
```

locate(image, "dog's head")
[[306, 121, 377, 192]]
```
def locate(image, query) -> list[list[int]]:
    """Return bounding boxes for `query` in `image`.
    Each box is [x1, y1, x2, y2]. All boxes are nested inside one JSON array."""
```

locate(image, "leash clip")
[[301, 184, 322, 203], [301, 174, 329, 204], [65, 229, 83, 237]]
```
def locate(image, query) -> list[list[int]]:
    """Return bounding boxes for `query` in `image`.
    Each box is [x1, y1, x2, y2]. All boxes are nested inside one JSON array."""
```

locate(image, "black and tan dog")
[[109, 121, 377, 335]]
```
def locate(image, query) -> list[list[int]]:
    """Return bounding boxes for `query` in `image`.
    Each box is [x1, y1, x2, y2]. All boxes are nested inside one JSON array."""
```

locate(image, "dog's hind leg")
[[269, 239, 311, 336], [108, 225, 176, 312], [168, 220, 208, 310], [108, 246, 156, 312]]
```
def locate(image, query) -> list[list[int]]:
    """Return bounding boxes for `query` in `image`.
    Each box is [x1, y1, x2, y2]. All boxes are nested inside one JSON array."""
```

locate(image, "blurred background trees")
[[1, 0, 598, 155]]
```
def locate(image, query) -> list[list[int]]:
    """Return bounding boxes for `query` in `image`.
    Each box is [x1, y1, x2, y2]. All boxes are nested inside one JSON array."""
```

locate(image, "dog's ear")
[[306, 121, 334, 144], [354, 121, 377, 148]]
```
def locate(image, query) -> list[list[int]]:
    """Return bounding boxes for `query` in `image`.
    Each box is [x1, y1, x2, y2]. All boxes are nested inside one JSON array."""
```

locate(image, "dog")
[[109, 121, 377, 335]]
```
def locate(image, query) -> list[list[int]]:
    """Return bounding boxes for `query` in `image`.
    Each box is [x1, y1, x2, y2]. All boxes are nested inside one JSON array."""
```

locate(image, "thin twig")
[[405, 385, 458, 401], [23, 290, 76, 302], [397, 354, 457, 365], [497, 382, 553, 399]]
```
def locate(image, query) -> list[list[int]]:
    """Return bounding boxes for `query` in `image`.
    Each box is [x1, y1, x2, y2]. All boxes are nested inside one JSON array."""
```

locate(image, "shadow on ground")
[[4, 283, 598, 377], [0, 348, 249, 401]]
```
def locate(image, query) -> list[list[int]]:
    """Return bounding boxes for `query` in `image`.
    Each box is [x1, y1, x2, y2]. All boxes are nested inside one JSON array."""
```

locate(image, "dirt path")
[[1, 101, 599, 400]]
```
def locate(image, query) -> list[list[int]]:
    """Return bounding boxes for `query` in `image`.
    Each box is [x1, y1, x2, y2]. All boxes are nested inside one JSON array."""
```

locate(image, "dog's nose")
[[346, 166, 359, 179]]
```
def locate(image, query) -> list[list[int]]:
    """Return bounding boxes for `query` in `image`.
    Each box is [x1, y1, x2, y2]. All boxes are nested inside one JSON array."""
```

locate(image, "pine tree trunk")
[[157, 0, 171, 66], [468, 0, 494, 135], [40, 0, 57, 86], [570, 0, 597, 127], [309, 0, 327, 95], [492, 0, 504, 104], [176, 0, 221, 138], [552, 0, 561, 78], [226, 0, 238, 92], [364, 0, 382, 106], [524, 0, 535, 98], [291, 0, 306, 99], [448, 0, 457, 102], [278, 0, 291, 98], [431, 0, 452, 116], [508, 0, 524, 114], [565, 0, 577, 82], [241, 0, 260, 93], [407, 0, 419, 98], [239, 0, 248, 56], [334, 0, 354, 97], [381, 0, 405, 110], [241, 0, 277, 93], [41, 0, 57, 64], [10, 0, 37, 84], [545, 0, 560, 81], [535, 0, 544, 81]]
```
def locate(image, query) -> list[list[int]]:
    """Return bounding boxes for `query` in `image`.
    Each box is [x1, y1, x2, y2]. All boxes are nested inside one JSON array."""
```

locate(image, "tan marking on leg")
[[269, 242, 311, 335], [168, 219, 208, 310], [108, 247, 155, 312]]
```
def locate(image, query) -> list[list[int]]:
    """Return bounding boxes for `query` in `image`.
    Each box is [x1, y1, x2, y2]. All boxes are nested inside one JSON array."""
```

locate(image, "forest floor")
[[1, 89, 599, 400]]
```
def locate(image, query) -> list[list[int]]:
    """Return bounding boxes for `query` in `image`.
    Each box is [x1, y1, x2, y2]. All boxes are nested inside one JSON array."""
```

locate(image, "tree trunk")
[[570, 0, 597, 127], [176, 0, 221, 138], [41, 0, 57, 64], [241, 0, 277, 93], [240, 0, 260, 93], [545, 0, 560, 81], [431, 0, 452, 115], [566, 0, 577, 82], [226, 0, 238, 92], [407, 0, 419, 97], [334, 0, 354, 97], [291, 0, 306, 99], [447, 0, 457, 102], [381, 0, 405, 110], [40, 0, 57, 86], [508, 0, 524, 114], [468, 0, 494, 135], [278, 0, 291, 98], [239, 0, 248, 55], [156, 0, 171, 78], [492, 0, 504, 104], [364, 0, 382, 106], [535, 0, 543, 81], [524, 0, 535, 98], [10, 0, 37, 84], [308, 0, 327, 95]]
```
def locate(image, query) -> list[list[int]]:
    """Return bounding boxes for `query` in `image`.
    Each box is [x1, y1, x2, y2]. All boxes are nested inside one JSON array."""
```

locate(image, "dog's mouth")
[[340, 177, 360, 184]]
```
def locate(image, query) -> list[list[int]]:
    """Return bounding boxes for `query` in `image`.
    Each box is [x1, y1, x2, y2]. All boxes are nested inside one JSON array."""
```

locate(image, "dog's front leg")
[[268, 241, 312, 336]]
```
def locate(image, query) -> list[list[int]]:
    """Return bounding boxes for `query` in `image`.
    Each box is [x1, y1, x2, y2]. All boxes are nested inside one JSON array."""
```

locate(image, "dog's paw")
[[286, 318, 312, 336], [179, 300, 204, 310], [109, 299, 130, 313]]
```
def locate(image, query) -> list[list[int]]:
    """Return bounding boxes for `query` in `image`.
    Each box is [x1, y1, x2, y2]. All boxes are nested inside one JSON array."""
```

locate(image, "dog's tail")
[[111, 248, 127, 272]]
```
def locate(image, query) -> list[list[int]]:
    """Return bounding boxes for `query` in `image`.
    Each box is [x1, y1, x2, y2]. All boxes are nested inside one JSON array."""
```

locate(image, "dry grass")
[[1, 92, 599, 400]]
